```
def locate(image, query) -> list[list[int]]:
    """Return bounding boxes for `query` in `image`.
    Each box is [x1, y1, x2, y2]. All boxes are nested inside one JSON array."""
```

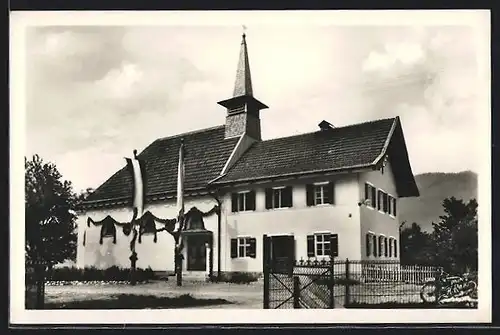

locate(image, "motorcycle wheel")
[[420, 282, 438, 303]]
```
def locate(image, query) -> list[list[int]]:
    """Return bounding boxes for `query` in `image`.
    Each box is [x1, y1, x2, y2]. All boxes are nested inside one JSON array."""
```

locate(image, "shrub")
[[210, 272, 259, 284]]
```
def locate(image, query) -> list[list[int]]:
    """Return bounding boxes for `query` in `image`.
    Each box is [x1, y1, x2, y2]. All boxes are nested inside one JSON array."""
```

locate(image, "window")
[[388, 238, 393, 257], [391, 197, 397, 216], [384, 237, 388, 257], [307, 233, 338, 258], [231, 190, 256, 213], [230, 237, 256, 258], [376, 189, 390, 214], [364, 183, 377, 208], [366, 233, 375, 257], [394, 239, 398, 258], [378, 235, 384, 257], [377, 190, 383, 211], [307, 182, 334, 206], [388, 196, 397, 216], [265, 186, 293, 209], [365, 234, 371, 257], [382, 193, 389, 213], [315, 233, 331, 256]]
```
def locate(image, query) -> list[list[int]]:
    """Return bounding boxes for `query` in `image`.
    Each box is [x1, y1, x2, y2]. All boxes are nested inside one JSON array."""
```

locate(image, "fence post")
[[293, 276, 300, 309], [263, 235, 270, 309], [434, 267, 442, 306], [263, 261, 270, 309], [329, 257, 335, 308], [344, 258, 350, 307]]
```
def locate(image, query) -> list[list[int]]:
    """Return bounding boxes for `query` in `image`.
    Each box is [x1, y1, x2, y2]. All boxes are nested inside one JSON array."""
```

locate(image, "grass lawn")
[[44, 280, 263, 309]]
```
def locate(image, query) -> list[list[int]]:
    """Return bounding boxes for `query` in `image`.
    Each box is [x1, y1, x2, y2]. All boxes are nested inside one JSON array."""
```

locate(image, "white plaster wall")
[[76, 196, 219, 272], [220, 175, 361, 273], [358, 160, 401, 261]]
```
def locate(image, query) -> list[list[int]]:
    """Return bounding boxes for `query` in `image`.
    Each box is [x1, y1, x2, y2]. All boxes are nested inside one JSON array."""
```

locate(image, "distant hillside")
[[398, 171, 478, 232]]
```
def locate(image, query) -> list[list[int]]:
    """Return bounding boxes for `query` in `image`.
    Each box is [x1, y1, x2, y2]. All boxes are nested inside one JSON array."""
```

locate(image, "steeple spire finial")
[[233, 27, 253, 97]]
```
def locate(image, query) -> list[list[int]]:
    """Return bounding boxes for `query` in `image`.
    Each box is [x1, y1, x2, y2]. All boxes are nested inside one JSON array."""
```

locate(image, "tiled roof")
[[84, 126, 239, 206], [212, 117, 397, 184]]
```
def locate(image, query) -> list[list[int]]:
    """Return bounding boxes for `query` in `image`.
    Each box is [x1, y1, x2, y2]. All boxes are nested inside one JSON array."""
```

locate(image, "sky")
[[23, 15, 487, 193]]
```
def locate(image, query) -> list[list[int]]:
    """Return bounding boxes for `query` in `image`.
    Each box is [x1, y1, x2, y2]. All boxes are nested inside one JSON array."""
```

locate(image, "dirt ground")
[[45, 279, 264, 309]]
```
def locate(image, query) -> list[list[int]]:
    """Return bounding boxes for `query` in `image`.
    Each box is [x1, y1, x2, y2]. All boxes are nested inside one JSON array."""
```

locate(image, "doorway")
[[187, 235, 207, 271]]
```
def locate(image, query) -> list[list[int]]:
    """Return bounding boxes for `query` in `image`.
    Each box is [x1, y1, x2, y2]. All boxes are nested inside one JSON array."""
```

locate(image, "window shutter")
[[394, 239, 398, 257], [330, 234, 339, 257], [378, 237, 383, 257], [371, 187, 377, 207], [265, 188, 273, 209], [326, 182, 335, 204], [365, 234, 371, 257], [230, 238, 238, 258], [377, 191, 382, 210], [307, 235, 315, 257], [384, 237, 388, 257], [284, 186, 293, 207], [372, 235, 377, 257], [306, 184, 314, 206], [383, 194, 388, 213], [231, 193, 238, 213], [393, 198, 397, 216], [248, 238, 257, 258], [389, 238, 393, 257], [247, 190, 256, 211]]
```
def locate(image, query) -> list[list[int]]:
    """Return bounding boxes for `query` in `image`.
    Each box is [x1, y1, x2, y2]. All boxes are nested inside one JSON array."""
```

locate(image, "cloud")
[[362, 42, 426, 73], [24, 24, 484, 191]]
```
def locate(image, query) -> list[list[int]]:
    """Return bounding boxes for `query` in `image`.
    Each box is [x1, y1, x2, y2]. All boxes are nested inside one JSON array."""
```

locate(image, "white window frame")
[[366, 231, 376, 257], [236, 190, 251, 212], [314, 232, 331, 257], [377, 189, 385, 213], [364, 182, 376, 209], [237, 236, 252, 258], [378, 234, 386, 258], [387, 194, 396, 218], [388, 236, 396, 258], [313, 182, 330, 206], [271, 186, 286, 209]]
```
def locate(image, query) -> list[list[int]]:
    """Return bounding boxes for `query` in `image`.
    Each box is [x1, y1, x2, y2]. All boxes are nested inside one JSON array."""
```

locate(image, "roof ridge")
[[261, 117, 397, 144], [154, 124, 225, 143]]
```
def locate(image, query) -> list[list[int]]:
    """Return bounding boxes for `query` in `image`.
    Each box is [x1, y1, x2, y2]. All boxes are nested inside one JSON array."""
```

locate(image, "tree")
[[431, 197, 478, 274], [400, 221, 434, 265], [25, 155, 78, 266]]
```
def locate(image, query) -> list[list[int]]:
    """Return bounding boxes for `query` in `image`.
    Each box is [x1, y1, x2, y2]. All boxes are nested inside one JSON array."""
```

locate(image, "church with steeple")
[[78, 32, 419, 281]]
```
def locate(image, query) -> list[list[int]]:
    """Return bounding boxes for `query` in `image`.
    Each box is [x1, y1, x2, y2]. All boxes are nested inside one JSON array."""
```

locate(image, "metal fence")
[[264, 258, 442, 309], [25, 261, 46, 309]]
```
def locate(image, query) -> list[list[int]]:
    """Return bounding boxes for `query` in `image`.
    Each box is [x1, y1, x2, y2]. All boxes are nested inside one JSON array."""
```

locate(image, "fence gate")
[[263, 234, 336, 309]]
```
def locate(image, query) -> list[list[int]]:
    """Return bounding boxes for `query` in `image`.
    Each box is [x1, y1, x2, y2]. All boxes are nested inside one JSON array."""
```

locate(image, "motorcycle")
[[420, 271, 477, 304]]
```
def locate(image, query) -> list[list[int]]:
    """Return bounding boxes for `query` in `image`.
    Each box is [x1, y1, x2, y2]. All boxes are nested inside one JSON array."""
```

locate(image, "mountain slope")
[[398, 171, 478, 232]]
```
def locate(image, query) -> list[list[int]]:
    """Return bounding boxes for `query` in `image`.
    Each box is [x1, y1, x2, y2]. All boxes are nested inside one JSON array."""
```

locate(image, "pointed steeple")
[[218, 31, 269, 141], [233, 33, 253, 97]]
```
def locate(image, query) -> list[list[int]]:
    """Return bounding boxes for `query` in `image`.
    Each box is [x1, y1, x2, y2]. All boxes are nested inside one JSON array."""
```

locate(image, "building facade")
[[78, 33, 419, 280]]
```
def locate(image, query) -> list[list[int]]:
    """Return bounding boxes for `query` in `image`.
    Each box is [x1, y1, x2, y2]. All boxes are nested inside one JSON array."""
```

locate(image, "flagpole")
[[176, 138, 185, 287]]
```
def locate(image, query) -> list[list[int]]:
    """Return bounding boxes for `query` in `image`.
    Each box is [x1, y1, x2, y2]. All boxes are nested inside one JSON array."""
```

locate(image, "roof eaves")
[[212, 163, 376, 186], [81, 187, 210, 210]]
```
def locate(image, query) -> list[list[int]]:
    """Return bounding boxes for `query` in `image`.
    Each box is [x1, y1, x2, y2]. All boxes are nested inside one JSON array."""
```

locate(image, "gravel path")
[[45, 280, 263, 309]]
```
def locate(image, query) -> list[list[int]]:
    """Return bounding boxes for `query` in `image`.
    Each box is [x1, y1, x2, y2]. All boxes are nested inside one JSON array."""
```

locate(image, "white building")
[[77, 33, 419, 280]]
